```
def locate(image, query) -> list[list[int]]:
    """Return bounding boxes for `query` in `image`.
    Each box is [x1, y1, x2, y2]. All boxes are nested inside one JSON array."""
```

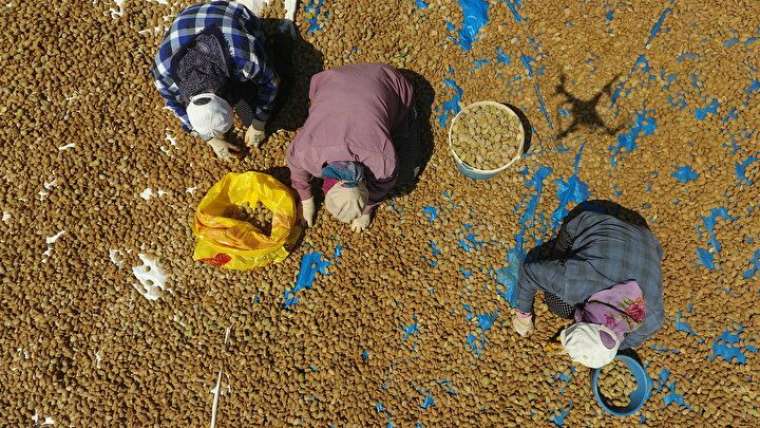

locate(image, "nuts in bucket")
[[451, 103, 523, 170], [598, 359, 638, 407]]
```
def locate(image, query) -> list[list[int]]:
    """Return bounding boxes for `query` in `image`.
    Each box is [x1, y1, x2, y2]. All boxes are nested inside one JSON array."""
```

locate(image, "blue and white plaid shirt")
[[516, 210, 664, 349], [151, 1, 279, 131]]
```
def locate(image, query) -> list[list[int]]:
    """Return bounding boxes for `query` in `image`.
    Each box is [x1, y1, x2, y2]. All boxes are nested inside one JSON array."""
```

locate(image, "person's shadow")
[[554, 74, 624, 141], [223, 19, 324, 154], [504, 103, 533, 155], [260, 18, 325, 133], [389, 69, 436, 197]]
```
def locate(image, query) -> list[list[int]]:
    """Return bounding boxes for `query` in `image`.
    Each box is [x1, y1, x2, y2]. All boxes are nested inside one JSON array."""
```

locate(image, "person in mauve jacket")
[[286, 63, 416, 232]]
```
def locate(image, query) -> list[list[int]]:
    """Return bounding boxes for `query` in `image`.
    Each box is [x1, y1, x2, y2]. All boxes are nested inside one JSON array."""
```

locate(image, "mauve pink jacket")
[[286, 64, 414, 209]]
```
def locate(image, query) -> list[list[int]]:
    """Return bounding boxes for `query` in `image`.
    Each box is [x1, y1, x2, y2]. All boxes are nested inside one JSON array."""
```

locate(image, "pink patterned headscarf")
[[574, 280, 646, 349]]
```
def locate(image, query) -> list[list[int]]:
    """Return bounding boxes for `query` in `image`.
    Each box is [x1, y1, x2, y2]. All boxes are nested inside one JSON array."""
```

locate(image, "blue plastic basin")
[[591, 354, 652, 417]]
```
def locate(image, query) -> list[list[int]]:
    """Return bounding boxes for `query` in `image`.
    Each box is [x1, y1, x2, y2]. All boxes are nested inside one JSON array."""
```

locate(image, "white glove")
[[512, 312, 534, 337], [245, 119, 266, 148], [207, 138, 239, 160], [350, 213, 371, 232], [301, 198, 315, 227]]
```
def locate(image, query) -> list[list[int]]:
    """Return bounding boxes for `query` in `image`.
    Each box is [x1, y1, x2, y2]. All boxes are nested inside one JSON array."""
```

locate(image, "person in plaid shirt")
[[511, 208, 664, 367], [151, 1, 279, 159]]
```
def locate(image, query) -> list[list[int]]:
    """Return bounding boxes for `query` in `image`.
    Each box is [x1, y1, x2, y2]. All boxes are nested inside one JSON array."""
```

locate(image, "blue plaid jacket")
[[151, 1, 279, 131], [516, 210, 664, 349]]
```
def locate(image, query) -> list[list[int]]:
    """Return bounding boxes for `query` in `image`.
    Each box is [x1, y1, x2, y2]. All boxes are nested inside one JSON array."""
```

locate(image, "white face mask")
[[187, 93, 232, 140]]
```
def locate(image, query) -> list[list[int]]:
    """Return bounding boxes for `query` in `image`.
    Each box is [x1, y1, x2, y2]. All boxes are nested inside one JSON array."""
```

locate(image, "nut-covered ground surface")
[[2, 0, 759, 426]]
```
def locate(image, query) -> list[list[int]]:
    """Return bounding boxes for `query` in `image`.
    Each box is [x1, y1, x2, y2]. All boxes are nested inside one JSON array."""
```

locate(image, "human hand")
[[350, 213, 371, 232], [512, 311, 534, 337], [245, 119, 266, 148], [207, 138, 239, 161]]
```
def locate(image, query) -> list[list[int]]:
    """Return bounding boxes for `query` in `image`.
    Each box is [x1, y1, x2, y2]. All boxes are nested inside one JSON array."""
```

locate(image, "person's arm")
[[361, 136, 400, 213], [287, 159, 313, 203], [516, 251, 605, 313], [554, 224, 573, 255], [233, 26, 280, 123], [248, 51, 279, 123], [231, 80, 256, 127], [153, 72, 192, 132], [288, 155, 316, 226], [515, 258, 566, 313]]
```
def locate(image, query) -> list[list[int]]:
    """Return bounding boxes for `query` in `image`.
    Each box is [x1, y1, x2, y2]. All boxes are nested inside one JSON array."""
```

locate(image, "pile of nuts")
[[225, 201, 274, 236], [450, 103, 523, 170], [598, 359, 638, 408]]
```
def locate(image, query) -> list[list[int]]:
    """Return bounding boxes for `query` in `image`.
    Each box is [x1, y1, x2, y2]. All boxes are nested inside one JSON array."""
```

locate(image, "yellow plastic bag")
[[192, 172, 298, 270]]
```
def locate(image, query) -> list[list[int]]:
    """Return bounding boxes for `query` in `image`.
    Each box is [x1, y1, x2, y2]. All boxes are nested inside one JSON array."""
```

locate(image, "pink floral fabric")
[[574, 280, 646, 341]]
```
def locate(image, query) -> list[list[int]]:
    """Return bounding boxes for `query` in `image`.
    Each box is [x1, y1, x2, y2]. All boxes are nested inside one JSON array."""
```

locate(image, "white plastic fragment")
[[57, 143, 76, 151], [283, 0, 297, 21], [172, 313, 187, 328], [224, 372, 232, 394], [138, 25, 167, 37], [2, 211, 9, 223], [109, 0, 125, 19], [140, 188, 168, 200], [282, 0, 298, 37], [159, 132, 178, 155], [46, 231, 65, 245], [186, 187, 197, 195], [109, 249, 123, 267], [16, 347, 29, 359], [32, 410, 55, 426], [64, 91, 80, 102], [140, 188, 154, 200], [38, 178, 58, 200], [209, 370, 223, 428], [165, 132, 177, 146], [42, 231, 65, 261], [131, 253, 169, 301], [236, 0, 269, 16]]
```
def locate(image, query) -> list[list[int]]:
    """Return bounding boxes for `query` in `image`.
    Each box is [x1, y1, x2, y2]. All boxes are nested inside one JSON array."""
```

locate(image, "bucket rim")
[[590, 353, 651, 417], [447, 100, 526, 175]]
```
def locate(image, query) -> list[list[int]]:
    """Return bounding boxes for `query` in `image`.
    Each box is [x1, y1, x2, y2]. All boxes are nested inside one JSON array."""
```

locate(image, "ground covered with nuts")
[[2, 0, 759, 426]]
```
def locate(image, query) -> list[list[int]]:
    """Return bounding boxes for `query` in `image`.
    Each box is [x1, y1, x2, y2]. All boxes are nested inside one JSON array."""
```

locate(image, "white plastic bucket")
[[448, 101, 526, 180]]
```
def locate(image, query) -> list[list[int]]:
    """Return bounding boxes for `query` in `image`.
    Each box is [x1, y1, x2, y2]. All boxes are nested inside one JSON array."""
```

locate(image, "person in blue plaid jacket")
[[151, 1, 280, 159]]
